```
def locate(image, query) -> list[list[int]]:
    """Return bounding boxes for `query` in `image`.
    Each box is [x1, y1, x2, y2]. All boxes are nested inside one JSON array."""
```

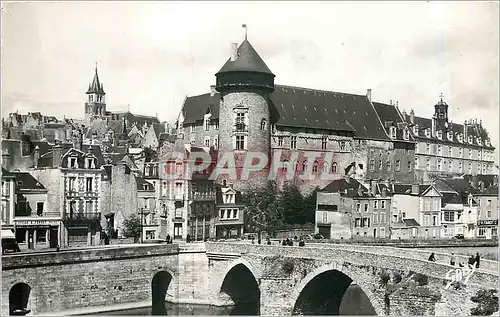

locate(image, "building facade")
[[476, 185, 499, 239]]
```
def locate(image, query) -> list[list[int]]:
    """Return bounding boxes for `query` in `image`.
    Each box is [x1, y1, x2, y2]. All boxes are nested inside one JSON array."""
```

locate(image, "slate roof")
[[403, 219, 420, 227], [404, 114, 494, 150], [152, 123, 165, 139], [10, 171, 47, 191], [136, 176, 154, 191], [441, 193, 463, 207], [109, 111, 160, 127], [159, 133, 176, 144], [372, 102, 414, 142], [392, 184, 433, 196], [478, 185, 498, 196], [181, 86, 390, 140], [320, 177, 368, 194], [216, 40, 274, 75]]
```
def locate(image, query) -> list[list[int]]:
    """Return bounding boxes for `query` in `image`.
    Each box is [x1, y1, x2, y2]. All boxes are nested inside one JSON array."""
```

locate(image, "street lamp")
[[140, 207, 144, 244]]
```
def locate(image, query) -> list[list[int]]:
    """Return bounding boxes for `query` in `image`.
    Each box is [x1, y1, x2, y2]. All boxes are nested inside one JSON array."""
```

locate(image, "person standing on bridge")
[[428, 253, 436, 262], [468, 255, 475, 268], [450, 253, 456, 266], [475, 253, 480, 268]]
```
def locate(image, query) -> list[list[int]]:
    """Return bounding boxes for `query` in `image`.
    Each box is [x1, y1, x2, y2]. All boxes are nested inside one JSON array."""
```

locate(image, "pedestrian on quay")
[[468, 255, 475, 268], [299, 238, 305, 247], [282, 239, 287, 246], [428, 252, 436, 262], [288, 239, 294, 246], [475, 253, 481, 268], [186, 234, 191, 243], [266, 237, 271, 245], [450, 253, 456, 266]]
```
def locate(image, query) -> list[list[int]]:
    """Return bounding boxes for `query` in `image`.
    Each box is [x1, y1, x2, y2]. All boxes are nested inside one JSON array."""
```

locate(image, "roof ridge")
[[274, 84, 367, 97]]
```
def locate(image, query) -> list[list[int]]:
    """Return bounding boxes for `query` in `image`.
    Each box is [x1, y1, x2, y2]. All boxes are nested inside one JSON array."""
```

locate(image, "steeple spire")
[[86, 63, 105, 95]]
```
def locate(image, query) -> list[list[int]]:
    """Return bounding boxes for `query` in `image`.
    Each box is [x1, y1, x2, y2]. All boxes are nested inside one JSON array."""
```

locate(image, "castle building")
[[178, 33, 496, 192], [403, 97, 496, 182]]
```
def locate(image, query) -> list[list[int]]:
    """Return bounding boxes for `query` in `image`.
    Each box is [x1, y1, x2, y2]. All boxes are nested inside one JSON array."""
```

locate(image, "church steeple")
[[85, 63, 107, 126], [434, 92, 449, 122]]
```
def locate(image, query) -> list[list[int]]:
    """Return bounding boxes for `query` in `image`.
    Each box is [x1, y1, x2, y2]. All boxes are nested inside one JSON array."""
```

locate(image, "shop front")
[[14, 218, 61, 251], [477, 219, 498, 239]]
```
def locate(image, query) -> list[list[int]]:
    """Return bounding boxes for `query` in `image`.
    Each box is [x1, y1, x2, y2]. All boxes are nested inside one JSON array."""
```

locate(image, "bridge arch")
[[219, 259, 260, 315], [290, 264, 385, 316], [150, 269, 175, 316], [9, 282, 32, 316]]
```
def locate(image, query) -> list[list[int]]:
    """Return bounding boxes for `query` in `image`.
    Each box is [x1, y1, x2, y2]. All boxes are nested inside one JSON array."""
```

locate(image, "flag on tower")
[[242, 24, 247, 39]]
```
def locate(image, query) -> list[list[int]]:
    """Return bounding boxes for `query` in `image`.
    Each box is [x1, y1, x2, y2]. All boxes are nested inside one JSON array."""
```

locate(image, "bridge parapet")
[[2, 244, 180, 270], [205, 242, 498, 289], [303, 243, 499, 273]]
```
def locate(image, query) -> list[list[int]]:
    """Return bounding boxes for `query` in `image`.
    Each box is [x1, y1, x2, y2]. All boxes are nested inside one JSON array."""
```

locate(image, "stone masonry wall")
[[1, 244, 179, 316]]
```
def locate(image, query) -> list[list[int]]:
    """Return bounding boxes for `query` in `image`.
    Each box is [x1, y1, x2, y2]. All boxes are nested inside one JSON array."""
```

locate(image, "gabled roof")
[[215, 185, 243, 205], [182, 93, 221, 124], [216, 39, 274, 76], [372, 102, 414, 142], [135, 176, 154, 191], [320, 177, 368, 194], [392, 184, 435, 196], [11, 171, 47, 191]]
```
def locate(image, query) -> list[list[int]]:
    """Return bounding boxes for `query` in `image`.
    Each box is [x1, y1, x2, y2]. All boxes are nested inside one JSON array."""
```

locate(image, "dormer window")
[[413, 125, 418, 135], [85, 158, 95, 169], [437, 130, 443, 140], [89, 95, 93, 102], [425, 129, 431, 138], [204, 115, 210, 131], [486, 139, 491, 146], [403, 129, 409, 140], [390, 126, 397, 139], [69, 157, 78, 168], [458, 133, 463, 142], [477, 138, 482, 146], [447, 131, 453, 140], [468, 136, 473, 144], [190, 125, 195, 133]]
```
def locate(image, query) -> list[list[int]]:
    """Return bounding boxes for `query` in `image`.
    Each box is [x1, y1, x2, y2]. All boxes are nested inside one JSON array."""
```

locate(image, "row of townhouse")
[[315, 176, 498, 240], [141, 140, 245, 241]]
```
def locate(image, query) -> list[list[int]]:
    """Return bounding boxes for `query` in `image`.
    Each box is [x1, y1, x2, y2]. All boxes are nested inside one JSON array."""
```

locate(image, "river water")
[[85, 303, 256, 315]]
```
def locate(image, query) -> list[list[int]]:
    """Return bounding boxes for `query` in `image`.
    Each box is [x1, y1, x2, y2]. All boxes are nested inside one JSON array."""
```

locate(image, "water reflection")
[[87, 302, 258, 315]]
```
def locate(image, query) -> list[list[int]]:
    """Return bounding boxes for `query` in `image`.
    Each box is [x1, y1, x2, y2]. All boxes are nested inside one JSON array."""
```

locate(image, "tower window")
[[339, 141, 346, 151], [277, 136, 284, 147], [321, 136, 327, 150], [312, 161, 319, 173], [235, 136, 245, 150], [204, 119, 210, 131], [89, 95, 93, 102], [331, 162, 338, 173], [260, 119, 266, 130], [235, 113, 246, 131], [302, 160, 308, 172], [291, 136, 297, 149]]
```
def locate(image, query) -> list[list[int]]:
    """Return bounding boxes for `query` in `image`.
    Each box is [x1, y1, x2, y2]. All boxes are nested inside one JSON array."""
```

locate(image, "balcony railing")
[[192, 193, 216, 201], [64, 212, 101, 221]]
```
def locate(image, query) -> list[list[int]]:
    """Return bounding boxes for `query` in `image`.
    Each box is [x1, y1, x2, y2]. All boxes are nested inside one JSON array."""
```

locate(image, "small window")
[[260, 119, 266, 130], [395, 160, 401, 171], [374, 201, 378, 209], [291, 136, 297, 149], [339, 141, 346, 151], [278, 136, 284, 147], [390, 127, 396, 139], [191, 125, 195, 133], [312, 161, 319, 173], [36, 202, 44, 216], [381, 200, 386, 209], [236, 135, 245, 150], [331, 162, 337, 173], [321, 136, 327, 150], [302, 160, 308, 172]]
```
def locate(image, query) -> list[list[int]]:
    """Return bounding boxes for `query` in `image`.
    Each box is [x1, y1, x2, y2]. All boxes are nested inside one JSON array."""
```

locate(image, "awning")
[[1, 228, 16, 239]]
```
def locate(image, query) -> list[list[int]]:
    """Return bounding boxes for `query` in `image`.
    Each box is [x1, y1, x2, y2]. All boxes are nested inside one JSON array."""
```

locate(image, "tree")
[[471, 289, 499, 316], [243, 181, 284, 239], [303, 186, 320, 224], [280, 181, 305, 224], [122, 215, 142, 242]]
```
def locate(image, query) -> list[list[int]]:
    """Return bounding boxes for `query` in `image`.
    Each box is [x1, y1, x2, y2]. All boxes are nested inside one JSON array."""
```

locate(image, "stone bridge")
[[204, 242, 499, 316], [2, 242, 498, 316]]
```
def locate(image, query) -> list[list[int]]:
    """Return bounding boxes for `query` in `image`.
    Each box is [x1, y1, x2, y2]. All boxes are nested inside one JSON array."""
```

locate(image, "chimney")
[[210, 85, 216, 97], [411, 184, 419, 195], [366, 89, 372, 102], [431, 116, 436, 137], [230, 43, 238, 62], [410, 109, 415, 124], [381, 186, 388, 198], [53, 144, 63, 167], [464, 120, 468, 141], [33, 145, 40, 168]]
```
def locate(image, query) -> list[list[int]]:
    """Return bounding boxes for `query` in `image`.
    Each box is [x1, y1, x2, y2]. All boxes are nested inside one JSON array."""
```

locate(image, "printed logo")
[[444, 265, 476, 289]]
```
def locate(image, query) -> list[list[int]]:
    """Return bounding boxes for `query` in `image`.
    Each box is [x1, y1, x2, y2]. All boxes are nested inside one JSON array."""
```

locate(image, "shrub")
[[121, 215, 141, 242], [392, 272, 402, 284], [379, 271, 390, 285], [471, 289, 499, 316], [413, 273, 429, 286], [282, 259, 295, 274]]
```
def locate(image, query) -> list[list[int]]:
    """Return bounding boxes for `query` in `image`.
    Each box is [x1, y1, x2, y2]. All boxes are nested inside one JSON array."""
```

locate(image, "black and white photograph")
[[1, 1, 499, 316]]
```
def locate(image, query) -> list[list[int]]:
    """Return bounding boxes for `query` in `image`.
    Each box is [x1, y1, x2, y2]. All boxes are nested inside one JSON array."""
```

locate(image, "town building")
[[475, 185, 499, 239], [403, 97, 496, 182], [214, 185, 245, 239], [390, 184, 442, 239], [136, 176, 157, 240], [315, 177, 367, 240], [1, 169, 16, 235]]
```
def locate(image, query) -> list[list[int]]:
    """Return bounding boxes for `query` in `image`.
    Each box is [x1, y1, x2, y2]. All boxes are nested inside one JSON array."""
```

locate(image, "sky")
[[2, 1, 499, 161]]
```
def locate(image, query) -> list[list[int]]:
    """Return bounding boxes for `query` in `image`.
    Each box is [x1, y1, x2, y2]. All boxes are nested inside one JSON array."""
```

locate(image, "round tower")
[[215, 37, 275, 190]]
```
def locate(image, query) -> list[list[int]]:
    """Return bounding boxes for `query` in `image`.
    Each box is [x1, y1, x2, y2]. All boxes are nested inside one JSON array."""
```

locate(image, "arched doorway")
[[220, 263, 260, 315], [9, 283, 32, 316], [151, 271, 173, 315], [292, 270, 377, 315]]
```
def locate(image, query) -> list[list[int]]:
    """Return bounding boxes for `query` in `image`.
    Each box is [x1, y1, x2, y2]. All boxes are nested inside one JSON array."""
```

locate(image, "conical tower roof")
[[86, 66, 106, 95], [216, 39, 274, 76]]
